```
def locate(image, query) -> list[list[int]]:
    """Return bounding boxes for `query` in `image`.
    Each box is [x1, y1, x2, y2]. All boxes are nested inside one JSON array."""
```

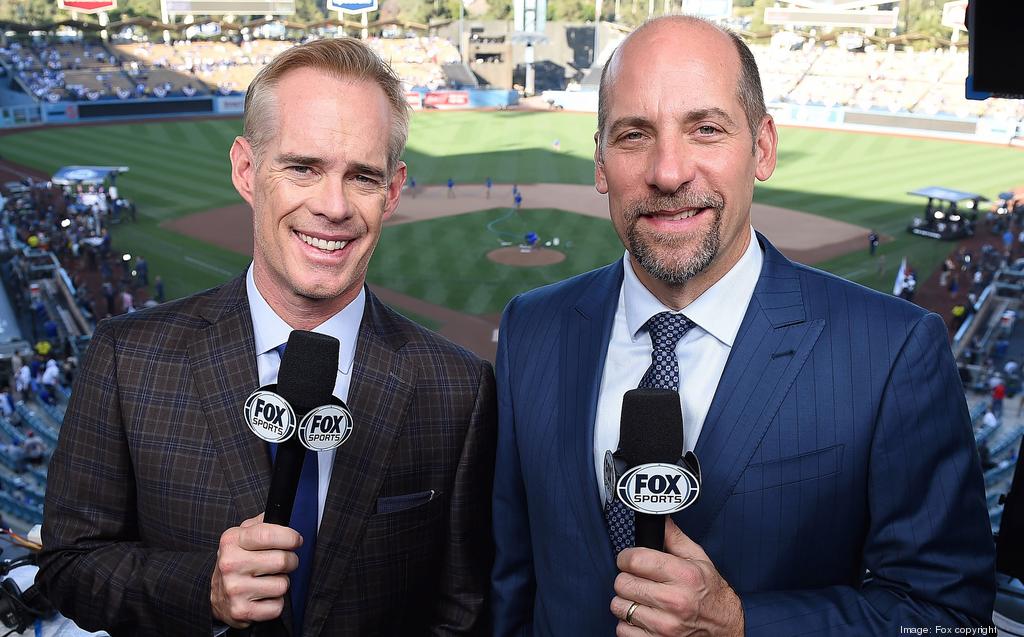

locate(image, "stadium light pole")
[[160, 0, 172, 43]]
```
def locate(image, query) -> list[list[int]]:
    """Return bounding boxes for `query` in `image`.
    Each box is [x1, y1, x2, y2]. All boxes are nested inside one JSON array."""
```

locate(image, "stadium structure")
[[0, 0, 1023, 632]]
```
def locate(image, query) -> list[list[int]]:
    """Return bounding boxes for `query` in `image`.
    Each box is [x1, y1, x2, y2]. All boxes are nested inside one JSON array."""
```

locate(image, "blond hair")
[[243, 37, 409, 177]]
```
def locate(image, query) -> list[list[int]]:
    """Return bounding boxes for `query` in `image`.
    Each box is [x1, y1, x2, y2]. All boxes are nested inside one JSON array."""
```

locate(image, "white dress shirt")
[[246, 265, 364, 529], [594, 227, 763, 502]]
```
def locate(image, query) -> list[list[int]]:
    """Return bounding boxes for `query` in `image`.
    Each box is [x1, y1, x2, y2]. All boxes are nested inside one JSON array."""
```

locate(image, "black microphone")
[[263, 330, 340, 526], [618, 388, 684, 552]]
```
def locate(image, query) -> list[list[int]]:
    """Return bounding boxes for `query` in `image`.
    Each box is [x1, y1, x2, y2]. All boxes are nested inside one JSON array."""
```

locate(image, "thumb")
[[240, 512, 265, 528], [664, 517, 709, 561]]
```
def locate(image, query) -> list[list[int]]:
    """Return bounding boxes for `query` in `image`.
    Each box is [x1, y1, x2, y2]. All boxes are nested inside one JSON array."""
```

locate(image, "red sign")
[[58, 0, 117, 14], [423, 91, 470, 109], [405, 91, 424, 110]]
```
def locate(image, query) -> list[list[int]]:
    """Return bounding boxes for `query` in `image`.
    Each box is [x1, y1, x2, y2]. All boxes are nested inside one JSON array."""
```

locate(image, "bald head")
[[596, 16, 766, 157]]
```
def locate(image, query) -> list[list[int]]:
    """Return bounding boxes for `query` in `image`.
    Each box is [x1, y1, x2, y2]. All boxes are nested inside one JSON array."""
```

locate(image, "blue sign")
[[328, 0, 377, 13]]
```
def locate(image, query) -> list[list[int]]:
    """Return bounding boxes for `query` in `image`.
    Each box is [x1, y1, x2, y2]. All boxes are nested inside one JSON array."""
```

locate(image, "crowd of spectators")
[[0, 34, 463, 102], [6, 32, 1022, 124], [753, 43, 1024, 122], [0, 175, 162, 525], [2, 177, 151, 324]]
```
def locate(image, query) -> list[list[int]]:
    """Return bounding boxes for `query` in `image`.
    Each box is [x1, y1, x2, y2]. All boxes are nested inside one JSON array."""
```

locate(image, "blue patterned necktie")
[[604, 312, 695, 554], [269, 343, 319, 636]]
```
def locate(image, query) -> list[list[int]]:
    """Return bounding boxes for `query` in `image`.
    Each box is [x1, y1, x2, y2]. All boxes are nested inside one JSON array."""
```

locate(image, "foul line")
[[184, 256, 234, 277]]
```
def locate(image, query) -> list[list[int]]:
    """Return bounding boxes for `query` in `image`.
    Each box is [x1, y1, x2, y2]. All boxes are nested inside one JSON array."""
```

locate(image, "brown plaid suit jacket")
[[38, 274, 497, 636]]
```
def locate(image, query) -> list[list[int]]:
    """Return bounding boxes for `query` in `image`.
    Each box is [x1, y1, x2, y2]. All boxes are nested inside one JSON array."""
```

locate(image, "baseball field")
[[2, 111, 1023, 354]]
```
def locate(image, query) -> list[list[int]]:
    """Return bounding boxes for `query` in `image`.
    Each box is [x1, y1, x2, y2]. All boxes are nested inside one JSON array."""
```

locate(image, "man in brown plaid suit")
[[38, 38, 496, 636]]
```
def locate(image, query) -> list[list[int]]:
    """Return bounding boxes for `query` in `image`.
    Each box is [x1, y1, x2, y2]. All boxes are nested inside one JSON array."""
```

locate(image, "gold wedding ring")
[[625, 601, 640, 626]]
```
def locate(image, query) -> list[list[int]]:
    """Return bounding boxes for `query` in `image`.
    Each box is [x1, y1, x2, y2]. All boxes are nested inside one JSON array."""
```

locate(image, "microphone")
[[263, 330, 340, 526], [617, 388, 685, 552]]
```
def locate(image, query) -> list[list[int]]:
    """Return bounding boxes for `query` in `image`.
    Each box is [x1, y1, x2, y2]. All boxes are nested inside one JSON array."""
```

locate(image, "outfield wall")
[[0, 90, 514, 128]]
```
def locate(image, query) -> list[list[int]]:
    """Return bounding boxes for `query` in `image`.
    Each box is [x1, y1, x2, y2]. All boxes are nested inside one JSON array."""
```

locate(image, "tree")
[[109, 0, 161, 20], [1, 0, 57, 24], [294, 0, 327, 23], [485, 0, 512, 20]]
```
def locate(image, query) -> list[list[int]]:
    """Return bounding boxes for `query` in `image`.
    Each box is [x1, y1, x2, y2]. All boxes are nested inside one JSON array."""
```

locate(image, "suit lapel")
[[678, 236, 823, 543], [303, 290, 417, 635], [560, 262, 623, 574], [187, 275, 269, 521]]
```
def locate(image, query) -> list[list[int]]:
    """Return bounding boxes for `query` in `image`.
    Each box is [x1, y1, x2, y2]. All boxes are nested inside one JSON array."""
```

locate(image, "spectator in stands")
[[153, 275, 165, 303], [15, 364, 31, 398], [101, 281, 115, 316], [992, 381, 1007, 418], [22, 433, 45, 465], [0, 387, 13, 420], [120, 287, 134, 314], [982, 407, 998, 429], [9, 352, 23, 388], [951, 303, 967, 332], [135, 255, 148, 287], [41, 359, 60, 395]]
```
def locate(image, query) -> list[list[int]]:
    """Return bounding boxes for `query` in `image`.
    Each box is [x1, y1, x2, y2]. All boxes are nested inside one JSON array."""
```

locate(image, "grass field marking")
[[184, 255, 235, 277]]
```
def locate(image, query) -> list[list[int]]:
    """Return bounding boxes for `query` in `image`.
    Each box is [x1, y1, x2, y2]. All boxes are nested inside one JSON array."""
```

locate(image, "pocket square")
[[375, 489, 437, 514]]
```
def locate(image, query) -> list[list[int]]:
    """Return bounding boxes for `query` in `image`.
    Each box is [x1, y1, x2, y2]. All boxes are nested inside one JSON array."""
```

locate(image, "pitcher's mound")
[[488, 246, 566, 267]]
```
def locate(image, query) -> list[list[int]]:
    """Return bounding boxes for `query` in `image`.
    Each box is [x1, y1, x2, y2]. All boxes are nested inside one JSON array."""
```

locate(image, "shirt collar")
[[246, 264, 363, 375], [623, 226, 763, 347]]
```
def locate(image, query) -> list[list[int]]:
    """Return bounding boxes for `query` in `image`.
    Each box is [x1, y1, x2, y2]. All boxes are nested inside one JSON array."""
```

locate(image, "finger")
[[616, 547, 676, 584], [237, 522, 302, 552], [239, 512, 265, 528], [615, 620, 652, 637], [663, 518, 710, 562], [613, 571, 673, 609], [247, 548, 300, 577], [225, 592, 287, 625], [610, 597, 655, 636]]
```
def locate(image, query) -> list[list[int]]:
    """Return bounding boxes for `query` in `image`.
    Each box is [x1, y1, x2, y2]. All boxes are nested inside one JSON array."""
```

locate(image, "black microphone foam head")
[[618, 388, 683, 467], [277, 330, 340, 416]]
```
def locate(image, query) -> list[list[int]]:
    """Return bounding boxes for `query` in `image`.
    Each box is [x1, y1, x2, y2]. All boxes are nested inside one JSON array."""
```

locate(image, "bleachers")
[[990, 425, 1024, 458], [985, 458, 1018, 487], [752, 43, 1024, 123], [3, 34, 1021, 123], [14, 403, 59, 448]]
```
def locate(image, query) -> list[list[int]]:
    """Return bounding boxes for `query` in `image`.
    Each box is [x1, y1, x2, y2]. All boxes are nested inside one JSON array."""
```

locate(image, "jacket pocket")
[[732, 444, 843, 494], [374, 489, 437, 514]]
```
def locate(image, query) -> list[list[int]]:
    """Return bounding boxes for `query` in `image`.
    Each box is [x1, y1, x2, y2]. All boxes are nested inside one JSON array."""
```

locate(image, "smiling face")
[[596, 19, 777, 307], [230, 67, 406, 327]]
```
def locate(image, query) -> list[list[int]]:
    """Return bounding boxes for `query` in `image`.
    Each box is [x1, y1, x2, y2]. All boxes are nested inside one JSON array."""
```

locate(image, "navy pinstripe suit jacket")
[[39, 275, 496, 636], [492, 234, 995, 636]]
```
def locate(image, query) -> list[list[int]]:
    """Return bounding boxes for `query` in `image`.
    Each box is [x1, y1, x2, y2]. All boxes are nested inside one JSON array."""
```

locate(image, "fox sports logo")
[[616, 463, 700, 515]]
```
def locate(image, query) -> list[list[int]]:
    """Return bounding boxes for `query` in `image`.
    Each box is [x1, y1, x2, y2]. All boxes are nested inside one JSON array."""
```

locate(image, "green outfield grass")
[[2, 112, 1023, 316]]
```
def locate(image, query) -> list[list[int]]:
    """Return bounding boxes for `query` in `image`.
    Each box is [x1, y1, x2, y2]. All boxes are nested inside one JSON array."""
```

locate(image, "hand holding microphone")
[[610, 518, 744, 637], [211, 512, 302, 628], [211, 330, 343, 629], [607, 388, 742, 636]]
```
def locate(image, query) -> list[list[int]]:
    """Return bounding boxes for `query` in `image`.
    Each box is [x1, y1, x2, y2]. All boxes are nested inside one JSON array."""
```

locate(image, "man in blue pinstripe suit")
[[491, 16, 995, 636]]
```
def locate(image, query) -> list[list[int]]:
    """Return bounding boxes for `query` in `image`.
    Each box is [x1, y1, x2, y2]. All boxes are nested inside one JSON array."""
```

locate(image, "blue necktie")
[[604, 312, 695, 554], [270, 343, 319, 636]]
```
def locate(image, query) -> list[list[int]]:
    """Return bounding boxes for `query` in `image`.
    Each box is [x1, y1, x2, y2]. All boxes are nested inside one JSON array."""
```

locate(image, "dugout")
[[906, 186, 987, 240]]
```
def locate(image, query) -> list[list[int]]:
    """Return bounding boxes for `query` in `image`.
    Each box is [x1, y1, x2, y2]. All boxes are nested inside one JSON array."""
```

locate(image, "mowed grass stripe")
[[59, 125, 235, 178]]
